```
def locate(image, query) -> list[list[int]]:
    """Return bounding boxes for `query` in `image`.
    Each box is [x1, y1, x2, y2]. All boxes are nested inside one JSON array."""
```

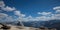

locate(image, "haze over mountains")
[[0, 20, 60, 30]]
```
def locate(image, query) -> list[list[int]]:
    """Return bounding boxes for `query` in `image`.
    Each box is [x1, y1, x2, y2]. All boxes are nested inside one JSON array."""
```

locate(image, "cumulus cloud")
[[0, 0, 60, 22], [0, 1, 5, 7], [5, 16, 15, 22], [53, 6, 60, 13], [23, 14, 55, 21], [0, 1, 16, 12], [13, 6, 60, 21], [26, 15, 34, 21], [37, 12, 52, 15], [22, 14, 54, 21], [13, 10, 26, 23], [53, 6, 60, 20], [56, 10, 60, 13], [35, 6, 60, 21], [0, 13, 8, 21], [55, 14, 60, 19], [0, 1, 26, 22], [14, 11, 21, 16], [0, 1, 17, 22], [14, 11, 25, 17], [22, 15, 38, 21], [0, 13, 8, 19], [53, 6, 60, 10], [34, 14, 55, 21], [1, 6, 16, 11], [37, 9, 60, 21], [0, 13, 16, 22]]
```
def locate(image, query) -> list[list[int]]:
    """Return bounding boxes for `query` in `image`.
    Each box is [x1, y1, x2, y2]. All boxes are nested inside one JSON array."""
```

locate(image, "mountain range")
[[0, 20, 60, 30]]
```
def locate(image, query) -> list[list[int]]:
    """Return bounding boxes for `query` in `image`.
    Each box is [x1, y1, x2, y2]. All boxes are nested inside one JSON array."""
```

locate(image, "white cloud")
[[53, 6, 60, 13], [0, 1, 16, 12], [38, 12, 41, 14], [0, 1, 26, 22], [31, 6, 60, 21], [26, 15, 33, 21], [0, 13, 8, 18], [14, 11, 21, 16], [36, 16, 49, 21], [23, 15, 38, 21], [22, 15, 54, 21], [37, 16, 52, 21], [55, 14, 60, 19], [0, 1, 16, 22], [0, 1, 5, 7], [0, 13, 16, 22], [13, 10, 26, 22], [0, 13, 8, 21], [56, 10, 60, 13], [14, 11, 25, 17], [15, 11, 60, 21], [0, 0, 60, 22], [1, 6, 16, 11], [53, 6, 60, 20], [5, 16, 15, 22], [37, 11, 60, 21], [53, 6, 60, 10], [21, 14, 25, 17], [37, 12, 52, 15], [24, 15, 54, 21]]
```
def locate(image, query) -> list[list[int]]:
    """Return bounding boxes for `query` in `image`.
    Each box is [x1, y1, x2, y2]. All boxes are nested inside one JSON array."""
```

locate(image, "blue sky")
[[0, 0, 60, 22], [3, 0, 59, 16]]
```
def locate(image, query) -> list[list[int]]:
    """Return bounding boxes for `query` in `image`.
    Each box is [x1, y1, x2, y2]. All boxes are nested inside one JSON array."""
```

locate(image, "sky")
[[0, 0, 60, 22]]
